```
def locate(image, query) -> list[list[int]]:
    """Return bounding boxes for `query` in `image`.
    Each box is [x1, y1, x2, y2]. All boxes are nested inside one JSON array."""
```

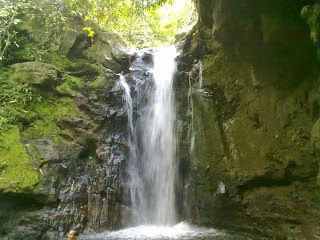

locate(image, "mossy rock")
[[88, 74, 116, 90], [0, 126, 39, 193], [21, 97, 81, 143], [8, 62, 62, 88], [56, 75, 83, 96], [43, 54, 101, 77]]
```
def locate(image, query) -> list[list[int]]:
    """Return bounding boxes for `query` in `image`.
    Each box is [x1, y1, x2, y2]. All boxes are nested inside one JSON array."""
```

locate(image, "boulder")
[[8, 62, 62, 87], [84, 32, 131, 73]]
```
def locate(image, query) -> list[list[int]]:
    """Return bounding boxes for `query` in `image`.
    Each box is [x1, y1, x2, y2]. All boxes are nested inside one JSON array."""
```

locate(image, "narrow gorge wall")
[[176, 0, 320, 239]]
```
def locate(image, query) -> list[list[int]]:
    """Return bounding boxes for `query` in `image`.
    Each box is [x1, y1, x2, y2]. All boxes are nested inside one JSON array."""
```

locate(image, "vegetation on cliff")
[[0, 0, 197, 57]]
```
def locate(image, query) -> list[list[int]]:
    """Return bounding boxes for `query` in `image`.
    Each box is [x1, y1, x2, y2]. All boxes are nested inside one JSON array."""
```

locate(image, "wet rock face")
[[176, 0, 320, 239], [192, 0, 317, 88], [0, 34, 134, 238], [42, 70, 133, 234]]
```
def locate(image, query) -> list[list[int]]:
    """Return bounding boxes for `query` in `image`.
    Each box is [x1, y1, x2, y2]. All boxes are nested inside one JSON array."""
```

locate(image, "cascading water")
[[120, 46, 177, 225], [188, 60, 203, 156], [119, 74, 146, 222], [140, 46, 177, 224]]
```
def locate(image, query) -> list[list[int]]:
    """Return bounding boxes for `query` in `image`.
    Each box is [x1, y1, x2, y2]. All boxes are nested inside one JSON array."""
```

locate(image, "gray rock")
[[60, 29, 78, 55], [30, 139, 60, 162]]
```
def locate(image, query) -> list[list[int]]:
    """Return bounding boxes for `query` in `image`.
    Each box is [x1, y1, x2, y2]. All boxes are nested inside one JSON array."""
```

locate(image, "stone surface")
[[175, 0, 320, 239], [8, 62, 62, 87], [84, 32, 131, 73], [1, 39, 133, 239]]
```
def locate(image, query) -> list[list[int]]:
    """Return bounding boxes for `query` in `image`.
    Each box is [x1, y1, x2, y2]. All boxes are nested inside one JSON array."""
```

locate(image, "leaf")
[[88, 30, 94, 37]]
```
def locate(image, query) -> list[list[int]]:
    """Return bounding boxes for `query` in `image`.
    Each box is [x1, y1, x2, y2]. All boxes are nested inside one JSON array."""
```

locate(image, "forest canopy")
[[0, 0, 198, 60]]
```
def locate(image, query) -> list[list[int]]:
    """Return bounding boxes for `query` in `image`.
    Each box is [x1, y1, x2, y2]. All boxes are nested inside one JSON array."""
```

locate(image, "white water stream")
[[121, 46, 177, 224]]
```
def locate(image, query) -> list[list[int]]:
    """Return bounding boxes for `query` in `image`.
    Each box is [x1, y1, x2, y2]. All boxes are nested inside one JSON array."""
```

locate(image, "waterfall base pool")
[[78, 222, 271, 240]]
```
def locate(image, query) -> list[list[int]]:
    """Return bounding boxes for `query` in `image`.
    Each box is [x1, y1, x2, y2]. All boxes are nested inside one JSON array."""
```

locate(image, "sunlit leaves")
[[0, 0, 197, 56], [82, 27, 95, 37]]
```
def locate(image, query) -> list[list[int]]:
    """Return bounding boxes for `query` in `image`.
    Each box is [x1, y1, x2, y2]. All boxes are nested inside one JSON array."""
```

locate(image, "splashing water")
[[79, 222, 220, 240], [79, 222, 271, 240]]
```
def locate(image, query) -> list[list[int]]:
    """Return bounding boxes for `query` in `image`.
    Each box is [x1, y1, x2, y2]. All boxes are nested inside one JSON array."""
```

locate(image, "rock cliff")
[[0, 21, 133, 238], [176, 0, 320, 239]]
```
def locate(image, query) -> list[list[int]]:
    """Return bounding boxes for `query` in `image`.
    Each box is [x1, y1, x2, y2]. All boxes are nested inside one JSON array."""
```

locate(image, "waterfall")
[[188, 60, 203, 156], [120, 46, 178, 225], [188, 73, 195, 155], [197, 61, 203, 89], [82, 51, 259, 240], [119, 75, 146, 222]]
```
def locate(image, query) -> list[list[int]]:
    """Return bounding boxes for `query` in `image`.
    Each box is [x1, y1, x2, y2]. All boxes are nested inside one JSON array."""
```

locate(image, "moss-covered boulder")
[[0, 126, 39, 193], [84, 32, 130, 73], [8, 62, 62, 87]]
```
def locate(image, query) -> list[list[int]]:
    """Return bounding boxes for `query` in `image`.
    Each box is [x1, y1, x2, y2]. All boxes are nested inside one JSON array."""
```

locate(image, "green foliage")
[[0, 0, 72, 61], [0, 80, 41, 129], [69, 0, 197, 48], [0, 0, 197, 54], [131, 0, 197, 48], [0, 0, 26, 59], [82, 27, 95, 38]]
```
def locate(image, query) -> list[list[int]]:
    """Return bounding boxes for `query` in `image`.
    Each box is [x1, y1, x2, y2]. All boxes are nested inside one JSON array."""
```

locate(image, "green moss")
[[29, 144, 44, 163], [42, 54, 75, 70], [43, 53, 101, 74], [88, 76, 105, 89], [56, 75, 83, 96], [88, 75, 115, 89], [21, 97, 80, 142], [0, 126, 39, 193]]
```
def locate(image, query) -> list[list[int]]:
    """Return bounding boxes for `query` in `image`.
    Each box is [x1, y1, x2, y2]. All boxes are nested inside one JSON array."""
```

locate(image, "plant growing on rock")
[[0, 81, 40, 129]]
